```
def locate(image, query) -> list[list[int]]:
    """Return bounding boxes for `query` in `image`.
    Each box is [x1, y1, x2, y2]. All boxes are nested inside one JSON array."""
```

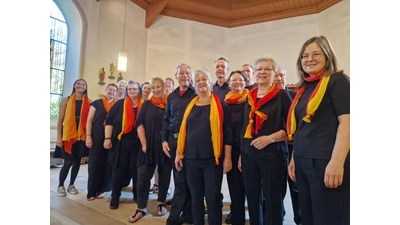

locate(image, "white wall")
[[61, 0, 349, 100]]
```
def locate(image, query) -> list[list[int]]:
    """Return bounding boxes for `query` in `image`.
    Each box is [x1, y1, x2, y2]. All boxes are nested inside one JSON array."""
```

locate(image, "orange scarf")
[[117, 97, 144, 140], [62, 93, 90, 154], [102, 97, 116, 126], [244, 84, 281, 138], [286, 70, 330, 141], [178, 94, 224, 165], [150, 94, 168, 109], [224, 89, 249, 104]]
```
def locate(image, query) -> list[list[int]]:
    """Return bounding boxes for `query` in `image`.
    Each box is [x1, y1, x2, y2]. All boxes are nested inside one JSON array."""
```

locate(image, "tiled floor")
[[50, 163, 297, 225]]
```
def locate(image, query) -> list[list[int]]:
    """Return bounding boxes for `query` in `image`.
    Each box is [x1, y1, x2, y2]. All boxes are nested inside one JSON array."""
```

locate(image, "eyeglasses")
[[255, 68, 273, 72], [127, 88, 139, 91], [300, 52, 324, 62]]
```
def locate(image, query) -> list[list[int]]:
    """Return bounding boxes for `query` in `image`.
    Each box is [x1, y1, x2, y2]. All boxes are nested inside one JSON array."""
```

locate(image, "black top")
[[184, 99, 233, 159], [286, 87, 297, 99], [226, 101, 246, 152], [106, 98, 139, 141], [212, 81, 230, 100], [245, 83, 258, 91], [89, 99, 108, 148], [161, 85, 197, 142], [241, 89, 292, 158], [75, 100, 82, 129], [135, 101, 168, 165], [293, 73, 350, 160]]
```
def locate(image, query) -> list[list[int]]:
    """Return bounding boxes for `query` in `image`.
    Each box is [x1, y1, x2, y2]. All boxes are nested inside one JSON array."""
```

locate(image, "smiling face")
[[164, 79, 174, 94], [142, 83, 151, 97], [126, 83, 140, 99], [151, 79, 165, 99], [105, 85, 117, 100], [73, 79, 87, 94], [274, 68, 286, 89], [194, 72, 211, 94], [118, 81, 126, 94], [214, 59, 229, 82], [176, 65, 192, 89], [301, 42, 326, 76], [229, 72, 246, 94], [255, 60, 275, 85]]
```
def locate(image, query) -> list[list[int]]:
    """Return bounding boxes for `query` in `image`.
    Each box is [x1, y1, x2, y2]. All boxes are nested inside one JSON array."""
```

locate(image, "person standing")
[[224, 70, 248, 225], [128, 77, 171, 223], [162, 63, 196, 225], [116, 80, 127, 100], [104, 80, 144, 210], [287, 36, 350, 225], [85, 83, 117, 200], [240, 57, 292, 225], [273, 66, 301, 225], [212, 56, 231, 100], [54, 78, 91, 197], [142, 82, 151, 101], [176, 68, 233, 225], [242, 63, 257, 90]]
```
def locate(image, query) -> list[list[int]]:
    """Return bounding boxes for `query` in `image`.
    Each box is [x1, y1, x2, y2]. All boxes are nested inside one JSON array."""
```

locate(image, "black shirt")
[[161, 85, 197, 142], [212, 81, 230, 100]]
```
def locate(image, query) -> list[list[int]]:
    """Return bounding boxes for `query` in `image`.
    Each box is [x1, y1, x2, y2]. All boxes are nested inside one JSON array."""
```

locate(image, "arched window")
[[50, 0, 67, 117]]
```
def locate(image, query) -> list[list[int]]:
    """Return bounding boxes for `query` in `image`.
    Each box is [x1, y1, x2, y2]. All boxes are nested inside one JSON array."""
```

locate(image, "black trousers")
[[285, 144, 301, 224], [87, 145, 112, 198], [136, 160, 172, 209], [226, 150, 246, 225], [110, 138, 139, 200], [294, 156, 350, 225], [185, 158, 223, 225], [241, 154, 287, 225], [166, 134, 193, 224]]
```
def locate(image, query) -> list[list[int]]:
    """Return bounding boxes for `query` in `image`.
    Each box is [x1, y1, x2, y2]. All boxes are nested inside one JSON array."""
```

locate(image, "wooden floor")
[[50, 163, 298, 225]]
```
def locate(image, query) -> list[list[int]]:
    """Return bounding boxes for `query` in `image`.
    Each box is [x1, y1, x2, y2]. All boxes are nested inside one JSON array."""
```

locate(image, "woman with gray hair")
[[175, 68, 233, 225]]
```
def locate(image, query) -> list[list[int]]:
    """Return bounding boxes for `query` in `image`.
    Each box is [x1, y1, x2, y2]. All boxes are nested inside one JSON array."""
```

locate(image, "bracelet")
[[105, 138, 111, 140]]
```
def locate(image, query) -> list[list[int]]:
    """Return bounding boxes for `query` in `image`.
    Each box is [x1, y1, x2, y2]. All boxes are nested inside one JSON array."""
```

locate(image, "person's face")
[[127, 83, 140, 98], [241, 65, 254, 83], [229, 73, 246, 94], [74, 80, 87, 93], [301, 42, 326, 76], [176, 65, 191, 88], [194, 73, 211, 94], [274, 69, 286, 89], [215, 60, 229, 81], [118, 82, 126, 94], [142, 84, 151, 96], [151, 80, 164, 99], [164, 79, 174, 94], [255, 61, 275, 85], [106, 86, 117, 99]]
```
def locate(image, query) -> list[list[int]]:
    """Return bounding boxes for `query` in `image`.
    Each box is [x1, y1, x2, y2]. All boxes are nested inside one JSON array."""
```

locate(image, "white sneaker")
[[68, 184, 78, 194], [57, 186, 66, 197]]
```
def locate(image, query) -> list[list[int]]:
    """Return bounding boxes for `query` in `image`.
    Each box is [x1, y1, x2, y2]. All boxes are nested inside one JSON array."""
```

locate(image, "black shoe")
[[177, 216, 193, 225], [225, 212, 232, 224], [165, 199, 172, 205], [109, 197, 119, 210]]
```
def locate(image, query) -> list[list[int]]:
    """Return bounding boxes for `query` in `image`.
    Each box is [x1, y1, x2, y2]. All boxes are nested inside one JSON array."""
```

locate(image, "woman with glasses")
[[287, 36, 350, 225], [240, 57, 292, 225], [104, 80, 145, 210], [224, 70, 249, 225]]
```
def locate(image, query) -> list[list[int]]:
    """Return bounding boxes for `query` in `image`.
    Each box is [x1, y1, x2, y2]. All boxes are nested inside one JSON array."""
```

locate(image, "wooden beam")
[[145, 0, 170, 28]]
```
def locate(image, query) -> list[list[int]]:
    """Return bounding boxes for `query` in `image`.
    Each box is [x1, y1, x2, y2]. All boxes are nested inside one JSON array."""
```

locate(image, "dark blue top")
[[293, 73, 350, 160], [212, 81, 230, 101], [161, 85, 197, 142]]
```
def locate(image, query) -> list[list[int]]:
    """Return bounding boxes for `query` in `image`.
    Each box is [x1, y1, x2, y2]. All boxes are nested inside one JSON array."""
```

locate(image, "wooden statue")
[[98, 67, 106, 85], [109, 63, 115, 79]]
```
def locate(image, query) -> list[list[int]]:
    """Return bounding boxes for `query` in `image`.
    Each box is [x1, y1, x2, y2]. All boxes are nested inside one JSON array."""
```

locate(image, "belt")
[[171, 133, 179, 138]]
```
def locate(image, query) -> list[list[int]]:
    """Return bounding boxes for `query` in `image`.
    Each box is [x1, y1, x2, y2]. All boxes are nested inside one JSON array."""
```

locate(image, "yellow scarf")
[[224, 89, 249, 104], [117, 97, 144, 140], [177, 94, 224, 165], [62, 93, 90, 154], [286, 71, 331, 141]]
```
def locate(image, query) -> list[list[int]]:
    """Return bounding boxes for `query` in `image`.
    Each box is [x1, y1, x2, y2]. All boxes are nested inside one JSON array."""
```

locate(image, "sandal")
[[87, 196, 95, 201], [149, 184, 158, 194], [96, 193, 105, 199], [128, 209, 147, 223], [157, 204, 168, 216]]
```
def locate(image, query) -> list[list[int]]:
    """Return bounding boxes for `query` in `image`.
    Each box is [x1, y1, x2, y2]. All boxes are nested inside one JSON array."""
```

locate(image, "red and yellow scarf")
[[117, 97, 144, 140], [62, 93, 90, 154], [150, 94, 168, 109], [244, 84, 281, 138], [102, 97, 116, 126], [178, 94, 224, 165], [224, 89, 249, 104], [286, 70, 330, 141]]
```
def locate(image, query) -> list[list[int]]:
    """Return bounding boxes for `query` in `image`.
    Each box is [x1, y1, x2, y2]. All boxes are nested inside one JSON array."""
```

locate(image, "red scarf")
[[244, 84, 281, 138], [117, 97, 144, 140], [150, 94, 168, 109], [224, 89, 249, 104]]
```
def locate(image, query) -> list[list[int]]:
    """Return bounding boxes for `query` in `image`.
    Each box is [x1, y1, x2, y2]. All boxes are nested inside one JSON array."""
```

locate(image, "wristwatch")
[[269, 135, 275, 143]]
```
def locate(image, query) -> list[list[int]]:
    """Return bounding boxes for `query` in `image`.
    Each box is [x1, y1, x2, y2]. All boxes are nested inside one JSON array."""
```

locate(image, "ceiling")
[[129, 0, 343, 28]]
